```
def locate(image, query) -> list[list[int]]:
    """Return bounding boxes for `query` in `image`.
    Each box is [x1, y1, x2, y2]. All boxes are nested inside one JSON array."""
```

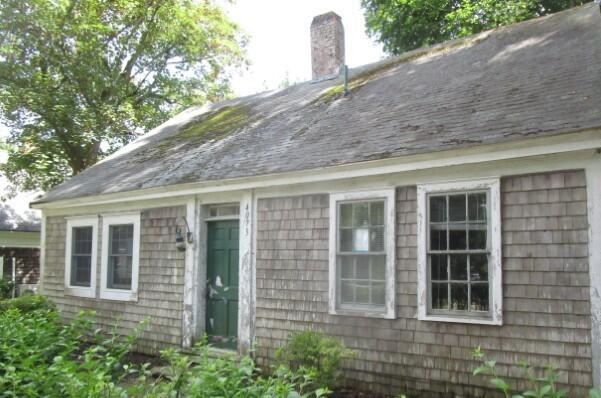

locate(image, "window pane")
[[339, 256, 354, 279], [430, 254, 447, 281], [369, 227, 384, 252], [108, 255, 132, 289], [340, 203, 353, 228], [370, 201, 384, 226], [356, 256, 370, 279], [450, 254, 468, 280], [108, 224, 134, 290], [340, 229, 353, 252], [430, 196, 446, 222], [468, 193, 487, 222], [372, 282, 385, 305], [353, 203, 369, 227], [372, 255, 386, 280], [470, 254, 488, 281], [71, 226, 93, 287], [471, 283, 489, 311], [468, 227, 487, 250], [430, 227, 447, 250], [449, 227, 467, 250], [355, 281, 370, 303], [449, 195, 466, 222], [431, 282, 448, 310], [340, 280, 354, 303], [353, 228, 369, 252], [71, 256, 91, 287], [450, 284, 468, 310]]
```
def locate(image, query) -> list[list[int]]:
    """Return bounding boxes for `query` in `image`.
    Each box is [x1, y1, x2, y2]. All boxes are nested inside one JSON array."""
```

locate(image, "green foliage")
[[0, 307, 143, 397], [0, 0, 247, 191], [0, 279, 15, 300], [0, 294, 54, 313], [138, 340, 330, 398], [276, 329, 355, 390], [361, 0, 587, 54], [472, 346, 601, 398]]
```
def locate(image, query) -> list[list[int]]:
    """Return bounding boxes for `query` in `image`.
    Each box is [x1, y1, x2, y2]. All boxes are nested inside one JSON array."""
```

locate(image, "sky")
[[222, 0, 385, 96], [0, 0, 385, 138]]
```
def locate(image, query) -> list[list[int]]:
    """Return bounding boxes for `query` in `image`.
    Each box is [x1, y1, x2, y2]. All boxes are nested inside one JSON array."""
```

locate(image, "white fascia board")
[[31, 129, 601, 211]]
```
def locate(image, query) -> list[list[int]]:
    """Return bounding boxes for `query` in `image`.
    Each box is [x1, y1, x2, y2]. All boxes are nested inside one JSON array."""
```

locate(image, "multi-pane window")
[[337, 200, 386, 308], [107, 224, 134, 290], [70, 226, 93, 287], [428, 192, 490, 314], [65, 217, 98, 298]]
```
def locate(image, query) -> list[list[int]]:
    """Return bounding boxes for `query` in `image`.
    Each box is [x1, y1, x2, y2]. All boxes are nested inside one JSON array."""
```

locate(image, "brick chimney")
[[310, 12, 345, 80]]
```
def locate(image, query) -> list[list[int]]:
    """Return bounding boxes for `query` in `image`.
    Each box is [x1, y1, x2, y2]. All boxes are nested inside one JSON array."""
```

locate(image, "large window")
[[65, 217, 98, 298], [100, 214, 140, 301], [417, 179, 502, 325], [329, 189, 395, 318]]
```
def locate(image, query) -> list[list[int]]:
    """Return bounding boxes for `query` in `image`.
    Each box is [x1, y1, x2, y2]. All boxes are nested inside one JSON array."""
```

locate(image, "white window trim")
[[100, 213, 140, 301], [329, 188, 396, 319], [64, 217, 98, 298], [417, 178, 502, 325]]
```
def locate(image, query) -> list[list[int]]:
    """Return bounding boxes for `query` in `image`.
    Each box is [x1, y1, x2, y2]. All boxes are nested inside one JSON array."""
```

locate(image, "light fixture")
[[175, 217, 193, 251]]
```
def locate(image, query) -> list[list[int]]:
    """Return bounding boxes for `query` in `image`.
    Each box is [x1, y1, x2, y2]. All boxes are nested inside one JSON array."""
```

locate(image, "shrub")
[[136, 340, 330, 398], [276, 329, 355, 390], [0, 279, 14, 299], [0, 307, 142, 397], [473, 346, 601, 398], [0, 294, 54, 314]]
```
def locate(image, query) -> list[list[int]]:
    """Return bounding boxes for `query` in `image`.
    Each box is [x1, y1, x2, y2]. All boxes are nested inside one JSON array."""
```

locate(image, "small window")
[[107, 224, 134, 290], [417, 179, 502, 325], [65, 217, 98, 298], [208, 204, 239, 219], [100, 214, 140, 301], [329, 189, 395, 318]]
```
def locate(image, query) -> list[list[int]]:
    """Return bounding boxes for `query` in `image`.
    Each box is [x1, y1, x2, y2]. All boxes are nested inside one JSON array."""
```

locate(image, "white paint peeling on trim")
[[182, 198, 197, 348], [31, 130, 601, 211], [328, 188, 396, 319], [586, 160, 601, 387], [416, 178, 502, 325], [238, 191, 254, 354]]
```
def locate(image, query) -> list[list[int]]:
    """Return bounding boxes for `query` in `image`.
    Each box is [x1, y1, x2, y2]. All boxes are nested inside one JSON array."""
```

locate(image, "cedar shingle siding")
[[255, 170, 591, 396], [42, 206, 186, 354]]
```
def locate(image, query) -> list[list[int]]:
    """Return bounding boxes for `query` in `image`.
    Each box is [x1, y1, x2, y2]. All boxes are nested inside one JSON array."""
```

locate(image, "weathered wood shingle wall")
[[254, 170, 591, 396], [42, 206, 186, 354]]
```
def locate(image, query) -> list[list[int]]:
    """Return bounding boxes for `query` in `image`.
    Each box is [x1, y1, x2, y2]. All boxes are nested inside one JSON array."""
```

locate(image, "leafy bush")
[[138, 341, 330, 398], [0, 279, 14, 299], [276, 329, 355, 390], [0, 294, 54, 314], [0, 307, 141, 397], [473, 347, 601, 398]]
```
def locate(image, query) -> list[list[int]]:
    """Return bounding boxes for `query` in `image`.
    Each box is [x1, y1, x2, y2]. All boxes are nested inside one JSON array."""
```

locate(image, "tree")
[[0, 0, 247, 191], [361, 0, 585, 55]]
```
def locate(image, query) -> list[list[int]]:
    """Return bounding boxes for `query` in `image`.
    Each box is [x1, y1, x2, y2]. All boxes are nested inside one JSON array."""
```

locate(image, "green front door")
[[206, 220, 239, 349]]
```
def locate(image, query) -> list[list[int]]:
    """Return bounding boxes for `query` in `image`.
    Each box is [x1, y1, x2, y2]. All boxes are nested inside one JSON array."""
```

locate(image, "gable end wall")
[[254, 170, 592, 396]]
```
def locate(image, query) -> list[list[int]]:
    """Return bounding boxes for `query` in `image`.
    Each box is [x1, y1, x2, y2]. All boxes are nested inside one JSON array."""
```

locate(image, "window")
[[65, 217, 98, 298], [329, 189, 395, 318], [100, 214, 140, 301], [207, 204, 240, 219], [417, 179, 502, 325]]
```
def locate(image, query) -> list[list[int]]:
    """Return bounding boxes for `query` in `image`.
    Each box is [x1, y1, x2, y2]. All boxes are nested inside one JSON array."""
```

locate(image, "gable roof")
[[37, 3, 601, 204]]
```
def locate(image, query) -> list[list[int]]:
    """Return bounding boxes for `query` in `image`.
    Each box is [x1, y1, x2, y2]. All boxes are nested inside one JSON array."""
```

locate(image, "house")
[[0, 154, 41, 295], [32, 3, 601, 396]]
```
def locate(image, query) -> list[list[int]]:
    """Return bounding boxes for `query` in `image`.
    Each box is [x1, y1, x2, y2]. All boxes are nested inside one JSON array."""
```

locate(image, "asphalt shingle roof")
[[38, 3, 601, 204]]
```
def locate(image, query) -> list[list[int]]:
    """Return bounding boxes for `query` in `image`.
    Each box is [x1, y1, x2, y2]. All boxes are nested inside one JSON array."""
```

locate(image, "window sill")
[[99, 289, 138, 302], [64, 286, 95, 299], [330, 307, 395, 319], [419, 313, 502, 325]]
